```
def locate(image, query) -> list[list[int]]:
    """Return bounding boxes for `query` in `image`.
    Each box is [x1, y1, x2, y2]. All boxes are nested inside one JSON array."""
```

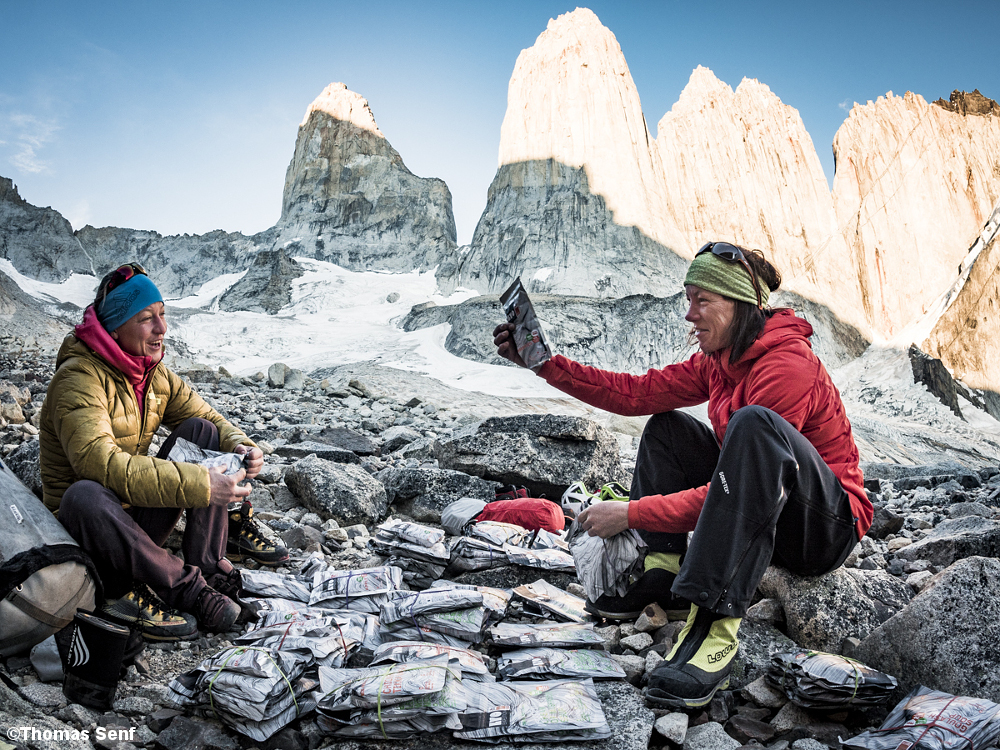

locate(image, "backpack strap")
[[5, 571, 93, 629]]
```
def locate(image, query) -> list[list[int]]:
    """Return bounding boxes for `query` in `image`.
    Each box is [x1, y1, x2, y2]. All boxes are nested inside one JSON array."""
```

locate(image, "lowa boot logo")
[[68, 626, 90, 667], [707, 642, 736, 664]]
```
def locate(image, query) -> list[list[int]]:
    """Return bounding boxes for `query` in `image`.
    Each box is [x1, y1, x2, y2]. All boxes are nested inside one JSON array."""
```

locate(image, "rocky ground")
[[3, 337, 1000, 750]]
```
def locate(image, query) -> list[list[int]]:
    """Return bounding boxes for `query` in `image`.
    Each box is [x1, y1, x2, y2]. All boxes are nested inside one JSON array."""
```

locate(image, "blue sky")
[[1, 1, 996, 245]]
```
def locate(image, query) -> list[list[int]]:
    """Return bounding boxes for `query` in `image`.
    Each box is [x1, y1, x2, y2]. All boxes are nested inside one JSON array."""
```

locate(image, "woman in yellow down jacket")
[[39, 263, 281, 641]]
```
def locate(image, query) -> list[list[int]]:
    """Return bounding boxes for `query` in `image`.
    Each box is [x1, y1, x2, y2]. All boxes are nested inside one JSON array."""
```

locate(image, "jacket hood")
[[718, 308, 813, 381], [67, 305, 158, 387]]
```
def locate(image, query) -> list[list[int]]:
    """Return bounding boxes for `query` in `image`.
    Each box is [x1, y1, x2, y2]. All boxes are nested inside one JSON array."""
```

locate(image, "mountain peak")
[[675, 66, 732, 106], [301, 82, 383, 137], [546, 6, 603, 31]]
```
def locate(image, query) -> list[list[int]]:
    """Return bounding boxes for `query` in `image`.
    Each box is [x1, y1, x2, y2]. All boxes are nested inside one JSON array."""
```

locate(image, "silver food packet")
[[167, 436, 244, 474], [500, 277, 552, 371]]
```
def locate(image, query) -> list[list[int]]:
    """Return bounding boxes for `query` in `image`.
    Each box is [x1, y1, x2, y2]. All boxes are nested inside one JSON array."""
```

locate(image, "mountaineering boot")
[[99, 583, 198, 642], [205, 568, 258, 625], [585, 567, 690, 620], [225, 499, 290, 566], [205, 567, 243, 601], [645, 604, 741, 708], [192, 585, 241, 633]]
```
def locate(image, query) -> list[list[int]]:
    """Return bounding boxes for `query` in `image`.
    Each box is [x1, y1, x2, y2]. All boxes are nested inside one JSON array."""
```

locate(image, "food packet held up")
[[500, 277, 552, 371]]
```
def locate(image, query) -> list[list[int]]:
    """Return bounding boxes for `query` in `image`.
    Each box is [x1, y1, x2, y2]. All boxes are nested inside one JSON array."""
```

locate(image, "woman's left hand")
[[235, 445, 264, 480], [577, 500, 630, 538]]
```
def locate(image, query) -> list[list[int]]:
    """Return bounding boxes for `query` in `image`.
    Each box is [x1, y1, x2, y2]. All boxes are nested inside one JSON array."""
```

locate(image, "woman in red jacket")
[[493, 242, 871, 709]]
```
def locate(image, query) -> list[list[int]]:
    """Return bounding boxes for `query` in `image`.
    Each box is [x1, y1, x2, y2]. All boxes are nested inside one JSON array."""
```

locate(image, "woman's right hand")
[[209, 465, 252, 506], [493, 322, 529, 369]]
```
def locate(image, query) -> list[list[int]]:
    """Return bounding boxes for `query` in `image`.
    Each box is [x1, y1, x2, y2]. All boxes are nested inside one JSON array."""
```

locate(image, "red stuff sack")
[[476, 498, 565, 533]]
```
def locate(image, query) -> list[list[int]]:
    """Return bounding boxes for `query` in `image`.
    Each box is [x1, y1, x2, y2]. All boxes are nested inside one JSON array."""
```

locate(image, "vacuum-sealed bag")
[[767, 650, 897, 709], [498, 647, 626, 681], [500, 277, 552, 371], [841, 685, 1000, 750]]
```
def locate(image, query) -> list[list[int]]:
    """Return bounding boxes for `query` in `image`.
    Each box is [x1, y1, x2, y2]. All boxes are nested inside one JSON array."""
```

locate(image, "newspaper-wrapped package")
[[241, 601, 382, 651], [316, 656, 467, 737], [380, 588, 484, 626], [566, 514, 647, 602], [167, 436, 245, 475], [310, 566, 403, 613], [448, 536, 508, 574], [382, 555, 448, 591], [513, 579, 590, 623], [320, 666, 467, 738], [767, 651, 897, 709], [454, 678, 611, 742], [299, 552, 329, 578], [430, 580, 512, 624], [385, 519, 446, 547], [379, 624, 473, 650], [371, 641, 493, 681], [488, 622, 607, 649], [500, 276, 552, 371], [504, 544, 576, 573], [470, 521, 529, 548], [841, 685, 1000, 750], [240, 570, 311, 603], [243, 597, 328, 618], [236, 612, 377, 667], [381, 605, 489, 645], [373, 519, 451, 564], [497, 647, 626, 681], [531, 528, 570, 552], [167, 646, 313, 741], [317, 655, 453, 710]]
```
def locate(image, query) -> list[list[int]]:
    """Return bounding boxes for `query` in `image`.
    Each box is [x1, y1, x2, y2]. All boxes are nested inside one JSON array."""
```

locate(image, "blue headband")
[[97, 275, 163, 332]]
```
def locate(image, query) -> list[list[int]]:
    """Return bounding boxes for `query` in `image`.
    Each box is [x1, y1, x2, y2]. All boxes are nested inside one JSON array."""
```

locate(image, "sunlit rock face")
[[274, 82, 457, 273], [923, 203, 1000, 400], [438, 8, 689, 298], [655, 67, 867, 334], [832, 91, 1000, 339]]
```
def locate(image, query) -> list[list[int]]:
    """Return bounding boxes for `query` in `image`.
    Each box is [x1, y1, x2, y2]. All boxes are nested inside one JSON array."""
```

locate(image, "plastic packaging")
[[841, 685, 1000, 750], [488, 621, 607, 649], [767, 650, 897, 709], [566, 511, 647, 603], [497, 647, 626, 681], [499, 277, 552, 371]]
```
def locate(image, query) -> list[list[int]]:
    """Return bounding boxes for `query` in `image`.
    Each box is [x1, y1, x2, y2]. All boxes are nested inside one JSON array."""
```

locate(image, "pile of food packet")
[[767, 650, 898, 709]]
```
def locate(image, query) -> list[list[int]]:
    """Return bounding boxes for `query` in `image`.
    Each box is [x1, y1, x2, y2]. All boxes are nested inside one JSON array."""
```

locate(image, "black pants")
[[631, 407, 858, 617], [59, 418, 231, 610]]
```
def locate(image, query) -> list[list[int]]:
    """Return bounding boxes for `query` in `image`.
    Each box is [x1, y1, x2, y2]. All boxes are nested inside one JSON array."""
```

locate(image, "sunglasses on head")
[[695, 242, 763, 308], [98, 263, 148, 305]]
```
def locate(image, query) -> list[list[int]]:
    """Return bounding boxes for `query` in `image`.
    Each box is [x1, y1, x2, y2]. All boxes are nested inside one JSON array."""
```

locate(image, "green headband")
[[684, 252, 769, 307]]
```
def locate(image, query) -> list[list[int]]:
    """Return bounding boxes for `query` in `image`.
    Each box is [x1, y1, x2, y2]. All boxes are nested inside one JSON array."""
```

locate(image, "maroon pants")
[[58, 418, 232, 611]]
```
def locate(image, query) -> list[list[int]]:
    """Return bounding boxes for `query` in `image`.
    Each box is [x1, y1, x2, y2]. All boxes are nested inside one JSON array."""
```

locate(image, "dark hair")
[[725, 246, 782, 365]]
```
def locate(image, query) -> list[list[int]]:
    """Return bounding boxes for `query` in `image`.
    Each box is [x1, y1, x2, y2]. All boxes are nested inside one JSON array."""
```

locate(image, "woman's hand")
[[208, 465, 252, 506], [492, 322, 529, 369], [577, 500, 630, 538], [235, 444, 264, 480]]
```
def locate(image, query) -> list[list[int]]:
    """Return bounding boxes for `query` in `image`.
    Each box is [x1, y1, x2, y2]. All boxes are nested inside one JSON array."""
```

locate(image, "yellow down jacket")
[[40, 334, 253, 512]]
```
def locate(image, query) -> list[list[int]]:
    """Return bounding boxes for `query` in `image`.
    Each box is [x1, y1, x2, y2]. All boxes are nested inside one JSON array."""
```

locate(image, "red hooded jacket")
[[538, 309, 871, 538]]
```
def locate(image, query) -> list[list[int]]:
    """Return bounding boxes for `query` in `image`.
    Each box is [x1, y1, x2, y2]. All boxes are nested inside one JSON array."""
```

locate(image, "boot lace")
[[132, 583, 180, 623]]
